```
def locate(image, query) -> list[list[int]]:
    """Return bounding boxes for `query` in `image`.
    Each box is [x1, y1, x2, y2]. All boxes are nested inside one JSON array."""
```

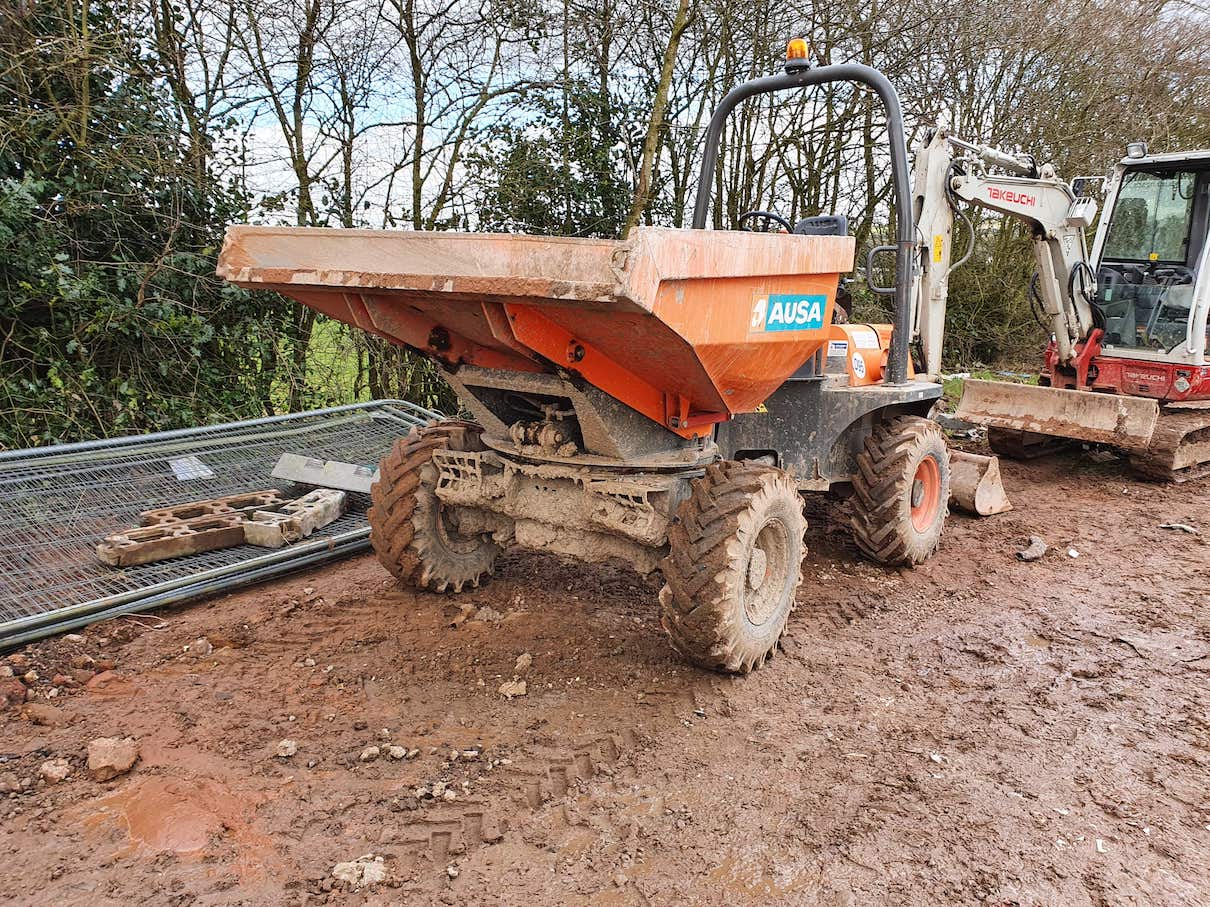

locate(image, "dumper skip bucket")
[[218, 226, 854, 437]]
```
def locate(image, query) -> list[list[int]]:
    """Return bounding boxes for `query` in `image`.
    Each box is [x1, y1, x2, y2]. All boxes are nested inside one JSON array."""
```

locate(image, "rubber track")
[[849, 415, 949, 566], [987, 427, 1071, 460], [659, 461, 803, 673], [1128, 409, 1210, 482]]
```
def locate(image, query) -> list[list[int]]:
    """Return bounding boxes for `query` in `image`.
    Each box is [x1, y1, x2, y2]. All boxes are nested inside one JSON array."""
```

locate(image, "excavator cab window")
[[1098, 165, 1208, 352], [1102, 170, 1197, 263]]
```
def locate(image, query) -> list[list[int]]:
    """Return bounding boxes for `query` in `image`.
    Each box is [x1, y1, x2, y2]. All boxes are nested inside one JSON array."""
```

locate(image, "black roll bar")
[[690, 64, 915, 386]]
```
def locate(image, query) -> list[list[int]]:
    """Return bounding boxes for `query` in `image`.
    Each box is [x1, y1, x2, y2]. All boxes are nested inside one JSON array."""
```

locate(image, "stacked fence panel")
[[0, 401, 435, 647]]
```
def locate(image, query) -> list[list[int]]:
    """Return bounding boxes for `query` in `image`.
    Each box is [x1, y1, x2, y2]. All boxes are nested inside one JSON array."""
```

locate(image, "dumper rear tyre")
[[369, 421, 501, 593], [850, 415, 950, 565], [658, 462, 806, 673]]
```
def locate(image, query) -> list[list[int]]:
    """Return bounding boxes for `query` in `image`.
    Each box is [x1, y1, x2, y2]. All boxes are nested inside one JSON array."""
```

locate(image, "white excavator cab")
[[1092, 150, 1210, 368]]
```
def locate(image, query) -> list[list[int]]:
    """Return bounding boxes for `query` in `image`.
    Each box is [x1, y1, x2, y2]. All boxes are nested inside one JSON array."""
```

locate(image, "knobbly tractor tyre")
[[850, 415, 950, 565], [368, 420, 501, 592], [659, 462, 806, 674]]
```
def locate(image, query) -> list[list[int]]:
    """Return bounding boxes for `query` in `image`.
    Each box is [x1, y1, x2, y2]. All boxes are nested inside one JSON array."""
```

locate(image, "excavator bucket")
[[948, 450, 1012, 516], [954, 378, 1159, 451]]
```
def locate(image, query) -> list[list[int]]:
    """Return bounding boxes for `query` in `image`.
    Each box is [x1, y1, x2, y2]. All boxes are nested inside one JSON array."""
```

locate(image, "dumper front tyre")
[[850, 415, 950, 565], [369, 421, 501, 593], [659, 462, 806, 673]]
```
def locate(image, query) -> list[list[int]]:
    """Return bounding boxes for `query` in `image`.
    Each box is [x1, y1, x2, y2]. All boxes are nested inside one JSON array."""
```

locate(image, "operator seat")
[[793, 214, 848, 237]]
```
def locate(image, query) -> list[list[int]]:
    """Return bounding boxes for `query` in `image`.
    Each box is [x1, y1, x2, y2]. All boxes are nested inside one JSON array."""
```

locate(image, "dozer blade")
[[955, 379, 1159, 452], [948, 450, 1012, 516]]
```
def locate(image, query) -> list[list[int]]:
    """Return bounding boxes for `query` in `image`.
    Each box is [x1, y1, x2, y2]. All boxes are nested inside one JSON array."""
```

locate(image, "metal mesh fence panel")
[[0, 401, 435, 646]]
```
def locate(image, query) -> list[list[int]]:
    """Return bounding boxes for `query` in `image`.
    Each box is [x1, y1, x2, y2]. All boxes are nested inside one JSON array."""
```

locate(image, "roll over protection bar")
[[691, 64, 915, 386]]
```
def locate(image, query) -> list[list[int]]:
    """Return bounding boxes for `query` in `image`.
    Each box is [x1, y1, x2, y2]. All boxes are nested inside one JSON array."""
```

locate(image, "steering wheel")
[[737, 210, 793, 233]]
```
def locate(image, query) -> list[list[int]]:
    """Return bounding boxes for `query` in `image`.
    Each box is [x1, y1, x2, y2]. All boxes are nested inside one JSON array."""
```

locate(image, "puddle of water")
[[71, 775, 277, 878]]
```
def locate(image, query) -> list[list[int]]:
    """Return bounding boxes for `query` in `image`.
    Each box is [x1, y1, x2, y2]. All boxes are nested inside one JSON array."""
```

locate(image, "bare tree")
[[622, 0, 694, 236]]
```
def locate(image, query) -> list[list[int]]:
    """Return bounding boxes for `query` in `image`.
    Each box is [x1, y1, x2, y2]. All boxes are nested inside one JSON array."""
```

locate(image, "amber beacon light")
[[784, 38, 810, 72]]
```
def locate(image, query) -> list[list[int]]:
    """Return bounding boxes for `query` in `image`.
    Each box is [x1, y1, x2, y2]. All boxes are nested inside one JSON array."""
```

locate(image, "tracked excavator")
[[905, 130, 1210, 481]]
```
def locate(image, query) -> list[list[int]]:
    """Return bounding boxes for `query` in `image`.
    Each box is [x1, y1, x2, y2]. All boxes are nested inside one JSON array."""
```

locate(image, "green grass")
[[940, 368, 1038, 408]]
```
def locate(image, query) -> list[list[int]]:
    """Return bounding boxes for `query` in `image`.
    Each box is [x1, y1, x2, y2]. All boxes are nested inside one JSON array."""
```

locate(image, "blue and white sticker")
[[750, 294, 828, 333]]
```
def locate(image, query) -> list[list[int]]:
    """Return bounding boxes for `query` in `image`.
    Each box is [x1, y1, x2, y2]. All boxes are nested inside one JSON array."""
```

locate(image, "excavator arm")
[[910, 129, 1099, 375]]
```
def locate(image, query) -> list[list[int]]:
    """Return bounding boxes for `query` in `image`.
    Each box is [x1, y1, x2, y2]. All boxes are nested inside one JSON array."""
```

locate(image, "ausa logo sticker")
[[750, 294, 828, 333]]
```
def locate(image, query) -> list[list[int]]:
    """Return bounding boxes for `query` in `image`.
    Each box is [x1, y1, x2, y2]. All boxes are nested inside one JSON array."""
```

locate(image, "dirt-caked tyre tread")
[[849, 415, 950, 566], [659, 462, 806, 674], [368, 420, 500, 592]]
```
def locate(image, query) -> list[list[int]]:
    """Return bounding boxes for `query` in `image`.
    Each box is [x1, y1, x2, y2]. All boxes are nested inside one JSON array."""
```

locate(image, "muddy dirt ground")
[[1, 453, 1208, 906]]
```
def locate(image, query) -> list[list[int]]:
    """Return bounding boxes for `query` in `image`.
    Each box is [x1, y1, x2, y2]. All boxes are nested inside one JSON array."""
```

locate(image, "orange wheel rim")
[[910, 456, 942, 532]]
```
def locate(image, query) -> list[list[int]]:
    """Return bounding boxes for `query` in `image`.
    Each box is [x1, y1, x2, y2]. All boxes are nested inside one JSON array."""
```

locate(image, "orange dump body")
[[217, 226, 854, 437]]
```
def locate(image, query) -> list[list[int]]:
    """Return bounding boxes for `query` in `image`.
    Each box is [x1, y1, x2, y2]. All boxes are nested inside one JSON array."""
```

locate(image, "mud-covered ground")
[[1, 453, 1208, 906]]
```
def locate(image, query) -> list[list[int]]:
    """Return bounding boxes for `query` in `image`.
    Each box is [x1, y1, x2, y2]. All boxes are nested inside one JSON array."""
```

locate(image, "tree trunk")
[[621, 0, 692, 238]]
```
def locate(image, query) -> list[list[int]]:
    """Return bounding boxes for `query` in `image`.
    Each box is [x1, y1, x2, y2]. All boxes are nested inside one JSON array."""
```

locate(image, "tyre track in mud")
[[1, 452, 1208, 905]]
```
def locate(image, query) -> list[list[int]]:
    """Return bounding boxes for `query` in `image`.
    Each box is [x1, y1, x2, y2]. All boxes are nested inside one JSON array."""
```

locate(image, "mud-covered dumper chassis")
[[219, 59, 951, 672]]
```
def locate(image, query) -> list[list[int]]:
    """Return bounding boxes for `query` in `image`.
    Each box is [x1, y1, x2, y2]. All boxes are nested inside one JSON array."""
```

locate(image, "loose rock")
[[276, 739, 299, 758], [359, 745, 381, 762], [87, 737, 140, 781], [498, 679, 527, 699], [1016, 536, 1048, 562], [361, 858, 387, 885], [514, 653, 532, 674], [387, 745, 408, 760], [39, 759, 72, 784], [23, 702, 65, 726], [1, 678, 28, 710], [190, 637, 213, 656], [331, 854, 387, 887]]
